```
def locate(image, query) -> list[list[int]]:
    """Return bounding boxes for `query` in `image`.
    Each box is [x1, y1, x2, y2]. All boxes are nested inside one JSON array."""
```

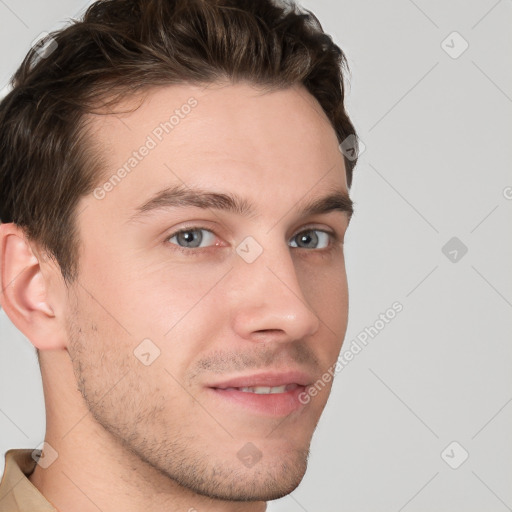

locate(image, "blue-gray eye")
[[289, 230, 330, 249], [168, 229, 216, 248]]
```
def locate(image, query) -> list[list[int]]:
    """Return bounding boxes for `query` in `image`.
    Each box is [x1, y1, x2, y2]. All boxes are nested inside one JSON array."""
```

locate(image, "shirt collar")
[[0, 449, 56, 511]]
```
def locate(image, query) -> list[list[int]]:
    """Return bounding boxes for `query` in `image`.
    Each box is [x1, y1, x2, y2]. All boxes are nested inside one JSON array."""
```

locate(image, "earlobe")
[[0, 223, 67, 350]]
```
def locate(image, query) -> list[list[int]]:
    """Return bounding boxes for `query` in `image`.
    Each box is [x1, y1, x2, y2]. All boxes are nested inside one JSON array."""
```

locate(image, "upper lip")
[[208, 371, 314, 389]]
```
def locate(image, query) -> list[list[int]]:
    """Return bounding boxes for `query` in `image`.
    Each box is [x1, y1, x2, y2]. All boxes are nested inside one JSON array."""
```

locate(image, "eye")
[[167, 228, 217, 249], [289, 229, 331, 249]]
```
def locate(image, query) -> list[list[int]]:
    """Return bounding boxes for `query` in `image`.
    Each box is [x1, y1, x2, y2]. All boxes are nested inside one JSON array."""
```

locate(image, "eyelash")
[[164, 225, 339, 253]]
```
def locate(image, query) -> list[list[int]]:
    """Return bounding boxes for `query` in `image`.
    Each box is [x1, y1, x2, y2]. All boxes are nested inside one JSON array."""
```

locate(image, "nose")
[[229, 247, 320, 343]]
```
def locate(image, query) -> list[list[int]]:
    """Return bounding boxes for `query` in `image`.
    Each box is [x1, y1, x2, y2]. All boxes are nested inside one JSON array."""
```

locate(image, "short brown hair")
[[0, 0, 358, 283]]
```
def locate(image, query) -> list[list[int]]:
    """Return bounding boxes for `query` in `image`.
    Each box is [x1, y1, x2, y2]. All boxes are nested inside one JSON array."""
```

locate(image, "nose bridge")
[[229, 241, 320, 341]]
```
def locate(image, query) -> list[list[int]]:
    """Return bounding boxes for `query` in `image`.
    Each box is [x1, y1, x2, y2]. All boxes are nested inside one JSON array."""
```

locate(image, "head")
[[0, 0, 358, 503]]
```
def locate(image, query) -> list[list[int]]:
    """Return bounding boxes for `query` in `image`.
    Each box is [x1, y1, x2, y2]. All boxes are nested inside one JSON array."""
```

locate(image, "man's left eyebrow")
[[299, 191, 354, 220]]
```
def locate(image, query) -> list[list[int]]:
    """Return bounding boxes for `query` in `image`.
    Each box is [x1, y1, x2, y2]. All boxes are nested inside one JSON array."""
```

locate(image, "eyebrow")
[[128, 185, 353, 222], [299, 190, 353, 219]]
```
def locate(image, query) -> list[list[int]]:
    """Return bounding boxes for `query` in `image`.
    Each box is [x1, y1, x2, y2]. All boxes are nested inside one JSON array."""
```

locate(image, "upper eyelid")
[[290, 225, 337, 240], [166, 225, 216, 239], [169, 226, 213, 236]]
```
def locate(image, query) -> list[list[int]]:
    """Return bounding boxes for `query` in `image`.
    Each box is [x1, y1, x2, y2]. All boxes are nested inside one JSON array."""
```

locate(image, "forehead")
[[82, 82, 347, 220]]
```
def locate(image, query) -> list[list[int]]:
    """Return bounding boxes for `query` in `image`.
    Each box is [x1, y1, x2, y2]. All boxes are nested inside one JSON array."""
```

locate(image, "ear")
[[0, 223, 68, 350]]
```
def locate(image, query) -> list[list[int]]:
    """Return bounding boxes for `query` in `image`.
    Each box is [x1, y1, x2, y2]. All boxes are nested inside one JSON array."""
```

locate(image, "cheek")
[[134, 262, 230, 330], [120, 261, 232, 379], [66, 299, 134, 416], [296, 255, 348, 360], [83, 246, 231, 340], [67, 294, 191, 430], [297, 254, 348, 317]]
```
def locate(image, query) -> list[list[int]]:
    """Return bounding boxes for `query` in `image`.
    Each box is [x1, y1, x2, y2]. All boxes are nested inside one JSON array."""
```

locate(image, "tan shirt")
[[0, 449, 56, 511]]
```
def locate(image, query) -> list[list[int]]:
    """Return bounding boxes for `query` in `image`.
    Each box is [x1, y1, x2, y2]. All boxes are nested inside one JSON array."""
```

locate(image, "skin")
[[0, 81, 351, 512]]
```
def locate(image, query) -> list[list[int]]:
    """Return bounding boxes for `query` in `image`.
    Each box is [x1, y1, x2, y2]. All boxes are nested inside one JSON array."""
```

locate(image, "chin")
[[191, 451, 310, 502]]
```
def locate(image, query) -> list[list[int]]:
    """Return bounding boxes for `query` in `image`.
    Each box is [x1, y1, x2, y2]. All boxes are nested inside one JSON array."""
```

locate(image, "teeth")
[[219, 384, 300, 394], [237, 385, 287, 394]]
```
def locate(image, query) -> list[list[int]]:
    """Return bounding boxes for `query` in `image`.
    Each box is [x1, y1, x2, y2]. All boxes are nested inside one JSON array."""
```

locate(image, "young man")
[[0, 0, 359, 510]]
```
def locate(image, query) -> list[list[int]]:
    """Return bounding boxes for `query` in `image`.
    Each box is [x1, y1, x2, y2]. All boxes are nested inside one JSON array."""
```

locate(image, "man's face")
[[67, 82, 351, 501]]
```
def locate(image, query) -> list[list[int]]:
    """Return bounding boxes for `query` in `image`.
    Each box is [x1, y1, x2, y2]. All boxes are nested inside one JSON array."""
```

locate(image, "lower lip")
[[208, 386, 308, 416]]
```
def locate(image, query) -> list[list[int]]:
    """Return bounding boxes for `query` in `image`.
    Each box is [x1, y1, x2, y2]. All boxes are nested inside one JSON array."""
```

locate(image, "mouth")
[[207, 371, 313, 416], [221, 383, 300, 394]]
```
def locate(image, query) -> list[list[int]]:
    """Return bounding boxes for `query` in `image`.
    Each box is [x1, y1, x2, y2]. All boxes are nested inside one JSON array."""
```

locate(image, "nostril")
[[254, 329, 285, 335], [250, 329, 288, 342]]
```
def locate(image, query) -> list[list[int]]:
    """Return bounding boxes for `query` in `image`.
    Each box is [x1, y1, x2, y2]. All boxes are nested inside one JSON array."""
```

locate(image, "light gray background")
[[1, 1, 511, 511]]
